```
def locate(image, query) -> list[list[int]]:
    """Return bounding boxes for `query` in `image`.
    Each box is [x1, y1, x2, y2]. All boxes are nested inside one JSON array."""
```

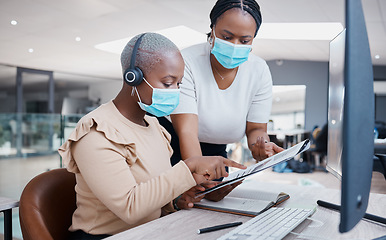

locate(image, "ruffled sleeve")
[[58, 116, 137, 173]]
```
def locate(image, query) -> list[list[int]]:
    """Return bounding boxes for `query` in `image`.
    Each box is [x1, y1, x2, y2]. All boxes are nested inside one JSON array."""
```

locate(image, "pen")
[[197, 222, 243, 234]]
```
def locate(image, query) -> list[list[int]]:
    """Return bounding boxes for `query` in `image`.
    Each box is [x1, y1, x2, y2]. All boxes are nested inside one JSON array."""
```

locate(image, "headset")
[[123, 33, 146, 86]]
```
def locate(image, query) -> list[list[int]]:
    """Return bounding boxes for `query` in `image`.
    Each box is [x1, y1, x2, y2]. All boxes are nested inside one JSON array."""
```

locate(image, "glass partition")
[[0, 63, 112, 239], [0, 113, 82, 159], [270, 85, 306, 131]]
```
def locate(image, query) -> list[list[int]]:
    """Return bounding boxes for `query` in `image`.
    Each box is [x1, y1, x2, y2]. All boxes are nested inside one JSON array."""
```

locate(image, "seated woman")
[[58, 32, 245, 240]]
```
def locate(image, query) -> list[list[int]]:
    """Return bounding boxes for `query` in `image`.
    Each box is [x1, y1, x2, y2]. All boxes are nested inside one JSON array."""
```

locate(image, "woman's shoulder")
[[59, 102, 134, 172], [181, 43, 209, 60], [68, 101, 129, 146], [237, 54, 272, 86], [241, 54, 271, 78], [77, 101, 111, 121], [81, 101, 130, 126], [247, 53, 269, 67]]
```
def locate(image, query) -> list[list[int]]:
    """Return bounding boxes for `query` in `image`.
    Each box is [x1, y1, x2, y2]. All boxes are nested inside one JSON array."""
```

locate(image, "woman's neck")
[[113, 87, 147, 127], [210, 54, 238, 90]]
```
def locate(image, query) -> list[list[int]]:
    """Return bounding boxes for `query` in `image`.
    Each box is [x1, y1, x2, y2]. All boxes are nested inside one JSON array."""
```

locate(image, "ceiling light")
[[375, 55, 380, 59], [156, 26, 207, 49], [257, 22, 344, 40], [75, 37, 81, 42], [28, 48, 34, 53], [275, 59, 283, 66], [10, 20, 18, 25], [94, 25, 207, 54]]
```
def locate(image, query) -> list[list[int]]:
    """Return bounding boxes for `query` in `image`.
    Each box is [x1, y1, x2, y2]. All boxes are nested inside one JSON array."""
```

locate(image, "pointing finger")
[[223, 158, 247, 169]]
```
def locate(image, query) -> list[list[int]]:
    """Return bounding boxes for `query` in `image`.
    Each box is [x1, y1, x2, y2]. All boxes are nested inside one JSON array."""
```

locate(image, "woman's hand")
[[203, 180, 243, 202], [251, 136, 284, 162], [176, 180, 243, 208], [184, 156, 246, 184], [175, 184, 207, 209]]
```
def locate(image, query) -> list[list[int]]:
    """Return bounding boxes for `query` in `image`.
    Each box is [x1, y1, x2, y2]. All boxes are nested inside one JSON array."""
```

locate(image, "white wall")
[[267, 60, 329, 131], [88, 80, 122, 104]]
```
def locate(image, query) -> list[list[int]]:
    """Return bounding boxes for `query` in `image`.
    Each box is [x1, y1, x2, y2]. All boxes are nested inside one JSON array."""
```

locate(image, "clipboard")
[[195, 139, 310, 198]]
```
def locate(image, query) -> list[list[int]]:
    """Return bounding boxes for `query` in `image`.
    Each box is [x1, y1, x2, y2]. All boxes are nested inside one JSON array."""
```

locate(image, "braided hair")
[[209, 0, 262, 37]]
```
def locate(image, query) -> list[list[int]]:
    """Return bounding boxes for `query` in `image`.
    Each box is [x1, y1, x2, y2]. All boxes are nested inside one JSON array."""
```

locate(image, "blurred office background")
[[0, 0, 385, 238]]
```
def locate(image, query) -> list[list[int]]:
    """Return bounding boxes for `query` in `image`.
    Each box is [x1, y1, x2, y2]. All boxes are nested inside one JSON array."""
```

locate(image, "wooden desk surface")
[[106, 181, 386, 240], [0, 197, 19, 212]]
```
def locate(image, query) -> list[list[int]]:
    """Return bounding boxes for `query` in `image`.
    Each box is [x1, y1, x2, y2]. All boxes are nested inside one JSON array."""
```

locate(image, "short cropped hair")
[[120, 32, 180, 77]]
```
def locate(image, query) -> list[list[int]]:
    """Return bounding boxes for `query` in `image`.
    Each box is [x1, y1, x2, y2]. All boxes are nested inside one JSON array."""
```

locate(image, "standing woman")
[[158, 0, 283, 203]]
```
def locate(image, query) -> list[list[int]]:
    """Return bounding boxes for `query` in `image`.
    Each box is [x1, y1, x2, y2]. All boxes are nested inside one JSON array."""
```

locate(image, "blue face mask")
[[135, 78, 180, 117], [211, 30, 252, 69]]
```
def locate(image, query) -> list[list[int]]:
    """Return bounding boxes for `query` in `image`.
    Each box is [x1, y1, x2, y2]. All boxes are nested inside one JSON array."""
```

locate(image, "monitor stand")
[[316, 200, 386, 226]]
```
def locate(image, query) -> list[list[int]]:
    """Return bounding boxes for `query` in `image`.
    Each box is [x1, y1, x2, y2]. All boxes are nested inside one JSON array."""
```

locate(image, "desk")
[[106, 181, 386, 240], [0, 197, 19, 240]]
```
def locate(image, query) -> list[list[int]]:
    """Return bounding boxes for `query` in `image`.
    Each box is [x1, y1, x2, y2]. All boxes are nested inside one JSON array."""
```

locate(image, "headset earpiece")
[[123, 33, 146, 86], [124, 66, 143, 86]]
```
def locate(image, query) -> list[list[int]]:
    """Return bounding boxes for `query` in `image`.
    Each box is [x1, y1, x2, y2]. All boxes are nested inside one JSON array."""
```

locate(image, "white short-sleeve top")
[[172, 43, 273, 145]]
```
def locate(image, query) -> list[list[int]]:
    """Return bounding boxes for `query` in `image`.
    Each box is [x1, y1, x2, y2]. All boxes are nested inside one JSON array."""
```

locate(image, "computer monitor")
[[326, 0, 375, 233]]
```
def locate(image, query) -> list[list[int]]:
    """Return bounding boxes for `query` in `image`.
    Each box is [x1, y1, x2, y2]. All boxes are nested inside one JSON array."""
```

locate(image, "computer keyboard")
[[217, 207, 316, 240]]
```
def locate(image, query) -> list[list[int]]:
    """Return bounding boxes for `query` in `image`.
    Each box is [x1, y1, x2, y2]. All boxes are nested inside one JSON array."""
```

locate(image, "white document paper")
[[195, 139, 310, 198]]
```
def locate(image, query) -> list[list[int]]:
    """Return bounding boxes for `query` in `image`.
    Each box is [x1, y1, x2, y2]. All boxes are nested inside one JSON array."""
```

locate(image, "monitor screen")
[[326, 0, 374, 233]]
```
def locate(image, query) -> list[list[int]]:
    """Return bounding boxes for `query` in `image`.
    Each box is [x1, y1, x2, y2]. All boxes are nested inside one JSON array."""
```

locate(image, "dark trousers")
[[156, 117, 227, 165]]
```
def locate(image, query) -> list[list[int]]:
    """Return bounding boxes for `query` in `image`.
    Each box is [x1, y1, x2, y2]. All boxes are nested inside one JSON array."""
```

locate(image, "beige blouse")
[[58, 101, 196, 235]]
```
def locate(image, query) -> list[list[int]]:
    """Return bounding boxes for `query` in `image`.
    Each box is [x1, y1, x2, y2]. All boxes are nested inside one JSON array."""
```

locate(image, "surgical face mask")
[[134, 78, 180, 117], [210, 30, 252, 69]]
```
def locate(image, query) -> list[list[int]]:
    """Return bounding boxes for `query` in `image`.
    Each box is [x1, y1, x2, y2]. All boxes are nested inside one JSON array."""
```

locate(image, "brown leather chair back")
[[19, 168, 76, 240]]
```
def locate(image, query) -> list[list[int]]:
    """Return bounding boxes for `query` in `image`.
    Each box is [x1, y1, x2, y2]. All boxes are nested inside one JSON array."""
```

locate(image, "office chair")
[[19, 168, 76, 240]]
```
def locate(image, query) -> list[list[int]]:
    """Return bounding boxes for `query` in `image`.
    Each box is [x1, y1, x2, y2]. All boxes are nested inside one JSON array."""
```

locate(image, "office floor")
[[0, 154, 61, 240], [0, 154, 385, 240]]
